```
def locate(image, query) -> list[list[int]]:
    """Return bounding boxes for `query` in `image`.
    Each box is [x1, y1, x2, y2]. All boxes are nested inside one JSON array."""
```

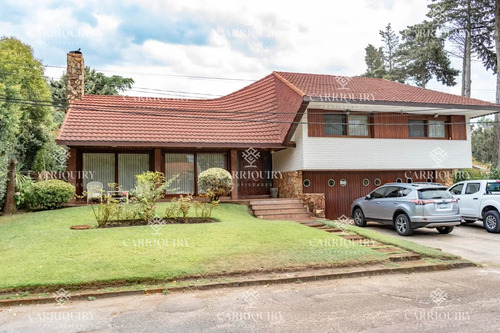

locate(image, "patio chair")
[[86, 181, 104, 203]]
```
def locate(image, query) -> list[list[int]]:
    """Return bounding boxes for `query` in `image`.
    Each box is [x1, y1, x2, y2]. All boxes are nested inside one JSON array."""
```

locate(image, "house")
[[57, 51, 500, 219]]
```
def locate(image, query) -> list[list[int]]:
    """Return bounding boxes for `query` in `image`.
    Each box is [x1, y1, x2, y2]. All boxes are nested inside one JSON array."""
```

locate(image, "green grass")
[[0, 203, 387, 291], [322, 221, 461, 260]]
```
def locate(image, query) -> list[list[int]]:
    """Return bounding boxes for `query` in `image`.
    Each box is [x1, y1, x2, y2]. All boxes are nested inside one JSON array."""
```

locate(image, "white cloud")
[[2, 0, 496, 102]]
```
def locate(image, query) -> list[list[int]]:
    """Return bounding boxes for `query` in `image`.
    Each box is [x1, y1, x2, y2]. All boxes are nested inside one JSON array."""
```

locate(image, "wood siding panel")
[[303, 170, 435, 219], [308, 110, 458, 140], [449, 115, 467, 140], [307, 110, 324, 137], [373, 113, 408, 139]]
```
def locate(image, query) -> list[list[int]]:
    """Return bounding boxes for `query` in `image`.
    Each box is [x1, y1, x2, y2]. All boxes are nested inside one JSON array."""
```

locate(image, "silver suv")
[[351, 183, 461, 236]]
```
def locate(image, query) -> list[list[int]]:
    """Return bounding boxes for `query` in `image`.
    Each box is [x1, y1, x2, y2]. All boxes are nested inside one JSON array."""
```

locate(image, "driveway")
[[363, 221, 500, 266]]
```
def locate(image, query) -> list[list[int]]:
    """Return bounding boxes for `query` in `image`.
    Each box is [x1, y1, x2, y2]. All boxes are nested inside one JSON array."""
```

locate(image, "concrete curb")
[[0, 260, 474, 307]]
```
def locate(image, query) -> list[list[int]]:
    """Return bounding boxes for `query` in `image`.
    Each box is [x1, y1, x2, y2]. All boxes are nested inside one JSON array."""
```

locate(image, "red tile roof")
[[275, 71, 497, 107], [58, 74, 304, 147], [57, 71, 498, 147]]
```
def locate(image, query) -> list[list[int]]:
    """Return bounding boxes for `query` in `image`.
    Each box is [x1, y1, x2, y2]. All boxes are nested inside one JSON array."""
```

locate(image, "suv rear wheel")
[[483, 210, 500, 233], [353, 208, 366, 227], [394, 213, 413, 236], [436, 226, 454, 234]]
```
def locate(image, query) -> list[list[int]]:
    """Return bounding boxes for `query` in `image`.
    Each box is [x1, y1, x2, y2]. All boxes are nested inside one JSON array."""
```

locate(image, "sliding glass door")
[[165, 152, 227, 194]]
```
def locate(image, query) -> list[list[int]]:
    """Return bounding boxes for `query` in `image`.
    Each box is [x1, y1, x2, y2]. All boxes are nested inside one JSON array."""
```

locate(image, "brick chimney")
[[66, 49, 84, 101]]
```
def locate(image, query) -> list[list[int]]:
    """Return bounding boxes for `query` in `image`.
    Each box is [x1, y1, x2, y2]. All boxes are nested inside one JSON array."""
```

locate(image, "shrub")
[[164, 203, 178, 219], [194, 200, 219, 218], [489, 168, 500, 180], [30, 179, 75, 209], [14, 172, 33, 209], [90, 196, 120, 227], [131, 171, 177, 221], [452, 168, 488, 183], [170, 195, 193, 223], [198, 168, 234, 201]]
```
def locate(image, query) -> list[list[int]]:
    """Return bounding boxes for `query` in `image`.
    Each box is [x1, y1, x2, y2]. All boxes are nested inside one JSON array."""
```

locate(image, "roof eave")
[[55, 140, 295, 149], [303, 96, 500, 112]]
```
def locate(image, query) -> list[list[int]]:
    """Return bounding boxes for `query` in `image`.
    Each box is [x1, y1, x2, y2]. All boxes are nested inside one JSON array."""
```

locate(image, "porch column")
[[230, 149, 238, 200], [154, 148, 162, 173], [66, 147, 77, 202]]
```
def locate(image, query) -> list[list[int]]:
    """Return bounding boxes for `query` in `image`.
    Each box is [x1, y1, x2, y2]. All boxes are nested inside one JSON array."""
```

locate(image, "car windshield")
[[487, 182, 500, 194], [418, 188, 453, 200]]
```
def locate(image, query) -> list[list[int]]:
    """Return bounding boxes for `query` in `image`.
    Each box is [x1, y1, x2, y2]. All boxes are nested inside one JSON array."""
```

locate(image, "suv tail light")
[[411, 200, 434, 205], [411, 198, 458, 205]]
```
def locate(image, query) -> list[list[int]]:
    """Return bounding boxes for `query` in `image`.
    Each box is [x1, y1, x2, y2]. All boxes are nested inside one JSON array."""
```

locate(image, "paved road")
[[362, 220, 500, 266], [2, 267, 500, 333]]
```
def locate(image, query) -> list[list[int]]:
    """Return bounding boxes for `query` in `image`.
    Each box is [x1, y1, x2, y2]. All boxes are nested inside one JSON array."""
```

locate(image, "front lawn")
[[0, 203, 387, 291]]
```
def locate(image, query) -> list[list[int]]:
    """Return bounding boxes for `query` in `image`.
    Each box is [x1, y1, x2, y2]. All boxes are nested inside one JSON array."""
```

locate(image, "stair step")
[[388, 253, 422, 262], [251, 203, 305, 210], [256, 213, 311, 220], [254, 208, 308, 215], [250, 199, 302, 206]]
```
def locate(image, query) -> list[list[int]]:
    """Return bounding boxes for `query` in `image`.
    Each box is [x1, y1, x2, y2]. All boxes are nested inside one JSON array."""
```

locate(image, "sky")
[[0, 0, 497, 102]]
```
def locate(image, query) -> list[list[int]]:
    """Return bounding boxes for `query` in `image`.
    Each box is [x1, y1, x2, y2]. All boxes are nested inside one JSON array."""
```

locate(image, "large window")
[[118, 154, 150, 191], [83, 153, 151, 192], [324, 113, 369, 136], [165, 152, 227, 194], [165, 153, 195, 194], [409, 119, 446, 138], [429, 120, 446, 138], [348, 115, 369, 136], [197, 153, 226, 192], [324, 114, 346, 135], [83, 153, 115, 191], [409, 120, 427, 137]]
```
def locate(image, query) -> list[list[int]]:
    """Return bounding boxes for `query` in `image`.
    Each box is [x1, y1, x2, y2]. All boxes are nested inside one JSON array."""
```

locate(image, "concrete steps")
[[250, 198, 310, 220]]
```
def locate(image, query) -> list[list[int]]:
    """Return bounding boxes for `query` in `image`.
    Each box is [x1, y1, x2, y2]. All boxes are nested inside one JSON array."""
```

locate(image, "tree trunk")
[[3, 159, 17, 216], [494, 0, 500, 167], [462, 0, 472, 98]]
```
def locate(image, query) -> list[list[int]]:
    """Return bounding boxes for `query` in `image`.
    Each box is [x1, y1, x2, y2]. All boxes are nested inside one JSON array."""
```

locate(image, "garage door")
[[302, 171, 435, 220]]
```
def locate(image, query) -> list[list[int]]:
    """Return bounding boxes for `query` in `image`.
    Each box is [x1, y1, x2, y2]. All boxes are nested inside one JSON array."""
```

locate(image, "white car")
[[449, 180, 500, 233]]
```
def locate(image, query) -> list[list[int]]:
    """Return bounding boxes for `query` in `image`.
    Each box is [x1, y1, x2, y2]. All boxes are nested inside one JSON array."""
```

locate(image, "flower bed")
[[98, 217, 218, 228]]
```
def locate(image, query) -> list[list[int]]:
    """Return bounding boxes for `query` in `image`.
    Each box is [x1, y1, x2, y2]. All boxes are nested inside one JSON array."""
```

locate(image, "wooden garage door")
[[302, 171, 435, 220]]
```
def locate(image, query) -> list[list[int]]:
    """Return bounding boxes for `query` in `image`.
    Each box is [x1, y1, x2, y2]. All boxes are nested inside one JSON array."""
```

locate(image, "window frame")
[[323, 112, 371, 138], [164, 151, 229, 196], [464, 183, 481, 195], [408, 118, 448, 139]]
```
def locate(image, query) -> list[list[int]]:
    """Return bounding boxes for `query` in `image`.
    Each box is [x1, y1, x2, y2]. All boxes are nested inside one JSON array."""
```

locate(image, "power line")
[[43, 65, 258, 82], [0, 96, 496, 126], [0, 95, 474, 117]]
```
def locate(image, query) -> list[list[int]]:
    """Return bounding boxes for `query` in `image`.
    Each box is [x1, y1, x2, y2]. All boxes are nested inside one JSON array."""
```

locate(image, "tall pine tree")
[[428, 0, 496, 97], [396, 21, 459, 88]]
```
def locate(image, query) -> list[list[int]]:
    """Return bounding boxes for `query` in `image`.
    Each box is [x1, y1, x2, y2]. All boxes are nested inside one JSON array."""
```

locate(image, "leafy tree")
[[0, 37, 53, 210], [428, 0, 496, 97], [362, 44, 386, 78], [471, 117, 494, 164], [396, 21, 459, 88], [49, 67, 134, 126]]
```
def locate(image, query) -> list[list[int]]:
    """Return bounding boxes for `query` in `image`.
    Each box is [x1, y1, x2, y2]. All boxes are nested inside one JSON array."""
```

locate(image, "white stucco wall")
[[273, 113, 472, 171], [272, 123, 304, 172]]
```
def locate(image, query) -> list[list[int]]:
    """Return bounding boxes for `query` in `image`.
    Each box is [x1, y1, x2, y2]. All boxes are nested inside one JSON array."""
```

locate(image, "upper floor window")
[[324, 113, 369, 136], [409, 120, 427, 137], [409, 119, 446, 138], [429, 120, 446, 138]]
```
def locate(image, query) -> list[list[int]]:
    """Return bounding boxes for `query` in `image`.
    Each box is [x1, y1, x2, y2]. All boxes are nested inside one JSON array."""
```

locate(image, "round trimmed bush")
[[198, 168, 234, 201], [30, 179, 75, 209]]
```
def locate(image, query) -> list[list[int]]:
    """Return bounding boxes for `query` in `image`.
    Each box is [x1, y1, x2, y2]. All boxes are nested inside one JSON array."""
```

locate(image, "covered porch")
[[66, 147, 275, 200]]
